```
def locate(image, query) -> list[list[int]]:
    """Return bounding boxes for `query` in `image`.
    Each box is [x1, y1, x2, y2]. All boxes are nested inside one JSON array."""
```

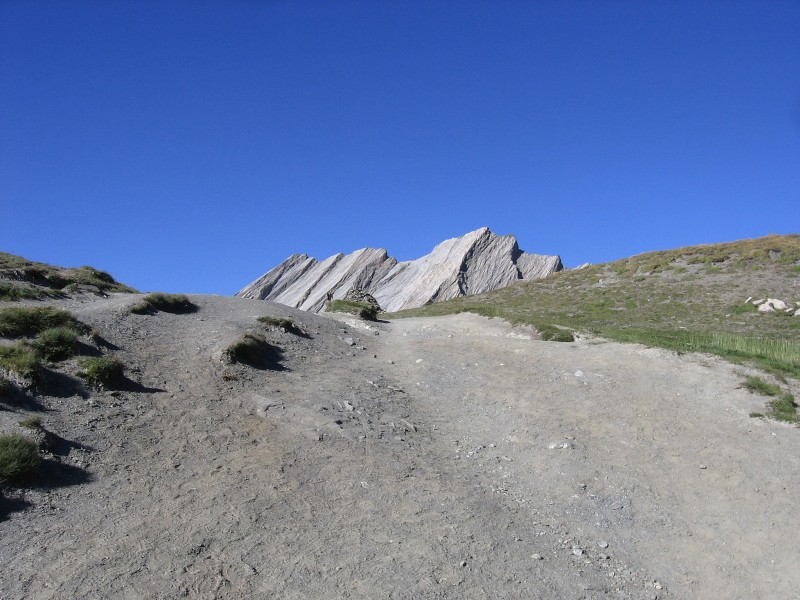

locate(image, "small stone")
[[571, 548, 584, 556], [415, 358, 423, 363], [531, 553, 543, 560], [343, 337, 355, 346], [574, 370, 584, 377], [460, 560, 467, 568], [699, 464, 707, 470], [598, 541, 609, 549]]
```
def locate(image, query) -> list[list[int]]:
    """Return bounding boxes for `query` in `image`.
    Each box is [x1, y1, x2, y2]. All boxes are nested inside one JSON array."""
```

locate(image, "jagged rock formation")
[[237, 227, 562, 313]]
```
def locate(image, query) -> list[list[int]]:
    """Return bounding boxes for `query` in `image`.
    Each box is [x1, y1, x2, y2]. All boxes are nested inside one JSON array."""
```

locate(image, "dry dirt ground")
[[1, 293, 798, 599]]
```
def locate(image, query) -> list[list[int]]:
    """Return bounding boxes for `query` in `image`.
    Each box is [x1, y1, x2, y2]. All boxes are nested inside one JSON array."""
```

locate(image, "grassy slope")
[[0, 252, 137, 294], [387, 234, 800, 378]]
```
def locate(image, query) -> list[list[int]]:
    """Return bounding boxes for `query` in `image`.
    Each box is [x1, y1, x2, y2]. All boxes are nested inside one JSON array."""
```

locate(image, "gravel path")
[[1, 294, 797, 599]]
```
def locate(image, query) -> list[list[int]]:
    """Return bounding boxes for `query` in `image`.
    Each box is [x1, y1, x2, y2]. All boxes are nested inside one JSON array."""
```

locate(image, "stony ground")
[[1, 293, 798, 599]]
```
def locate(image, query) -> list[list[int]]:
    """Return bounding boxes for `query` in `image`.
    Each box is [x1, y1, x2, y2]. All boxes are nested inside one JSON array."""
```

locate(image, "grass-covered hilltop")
[[388, 234, 800, 379]]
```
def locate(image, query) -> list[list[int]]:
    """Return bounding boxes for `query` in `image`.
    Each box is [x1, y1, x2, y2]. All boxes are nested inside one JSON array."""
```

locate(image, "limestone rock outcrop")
[[236, 227, 563, 313]]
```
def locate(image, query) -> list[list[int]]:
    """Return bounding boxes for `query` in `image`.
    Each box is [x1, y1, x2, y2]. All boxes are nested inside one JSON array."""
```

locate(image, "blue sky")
[[2, 1, 799, 294]]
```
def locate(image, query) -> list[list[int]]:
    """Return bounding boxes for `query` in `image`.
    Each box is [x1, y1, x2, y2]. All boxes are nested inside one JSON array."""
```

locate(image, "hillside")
[[389, 234, 800, 378], [0, 243, 798, 599]]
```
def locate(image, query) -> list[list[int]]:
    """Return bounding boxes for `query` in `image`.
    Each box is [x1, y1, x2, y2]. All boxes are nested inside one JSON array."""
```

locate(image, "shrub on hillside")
[[32, 327, 80, 361], [225, 334, 283, 370], [328, 299, 378, 321], [130, 293, 197, 315], [0, 433, 41, 483], [0, 345, 40, 383], [257, 316, 299, 333], [0, 306, 80, 338], [78, 356, 125, 390]]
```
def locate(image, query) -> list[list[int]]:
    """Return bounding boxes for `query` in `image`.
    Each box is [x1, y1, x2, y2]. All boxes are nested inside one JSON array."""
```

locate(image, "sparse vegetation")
[[32, 327, 80, 361], [744, 376, 781, 397], [731, 302, 758, 315], [0, 433, 41, 483], [329, 299, 379, 321], [18, 415, 42, 430], [225, 333, 283, 369], [257, 316, 298, 333], [78, 356, 125, 389], [743, 376, 798, 424], [0, 345, 40, 382], [0, 306, 80, 338], [130, 293, 197, 315], [0, 252, 137, 293], [538, 325, 575, 342], [0, 282, 59, 301]]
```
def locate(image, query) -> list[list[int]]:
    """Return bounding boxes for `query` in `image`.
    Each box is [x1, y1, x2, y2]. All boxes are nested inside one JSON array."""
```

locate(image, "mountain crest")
[[236, 228, 562, 312]]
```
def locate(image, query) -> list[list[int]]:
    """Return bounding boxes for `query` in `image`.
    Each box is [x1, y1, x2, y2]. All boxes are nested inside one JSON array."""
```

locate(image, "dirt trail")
[[1, 295, 798, 599]]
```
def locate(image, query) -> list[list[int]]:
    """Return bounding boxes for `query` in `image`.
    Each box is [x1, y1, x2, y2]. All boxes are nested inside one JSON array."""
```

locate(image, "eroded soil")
[[1, 294, 798, 599]]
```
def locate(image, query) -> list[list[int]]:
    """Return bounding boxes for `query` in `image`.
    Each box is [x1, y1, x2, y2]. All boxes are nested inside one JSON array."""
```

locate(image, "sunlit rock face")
[[236, 227, 563, 313]]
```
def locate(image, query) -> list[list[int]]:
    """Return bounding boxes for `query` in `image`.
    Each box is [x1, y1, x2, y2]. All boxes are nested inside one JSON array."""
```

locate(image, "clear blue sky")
[[2, 1, 799, 294]]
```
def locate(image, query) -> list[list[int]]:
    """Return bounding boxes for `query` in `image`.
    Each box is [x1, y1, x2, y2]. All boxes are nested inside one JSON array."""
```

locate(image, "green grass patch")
[[0, 306, 80, 338], [598, 329, 800, 378], [0, 283, 58, 302], [31, 327, 80, 361], [130, 293, 197, 315], [743, 376, 780, 396], [78, 356, 125, 390], [744, 376, 799, 423], [0, 345, 40, 382], [0, 433, 40, 483], [731, 302, 758, 315], [329, 299, 378, 321]]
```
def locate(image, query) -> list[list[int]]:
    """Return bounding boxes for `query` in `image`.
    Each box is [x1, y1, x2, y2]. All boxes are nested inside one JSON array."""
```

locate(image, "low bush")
[[0, 306, 79, 338], [0, 345, 40, 382], [225, 334, 283, 369], [769, 392, 798, 423], [18, 415, 42, 430], [32, 327, 80, 361], [78, 356, 125, 389], [0, 433, 41, 483], [130, 293, 197, 315], [538, 324, 575, 342], [328, 299, 378, 321], [258, 316, 298, 332]]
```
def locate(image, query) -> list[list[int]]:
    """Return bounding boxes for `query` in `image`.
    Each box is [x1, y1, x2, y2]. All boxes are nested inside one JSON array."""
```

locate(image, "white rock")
[[766, 298, 787, 311], [758, 303, 775, 313], [237, 228, 563, 313]]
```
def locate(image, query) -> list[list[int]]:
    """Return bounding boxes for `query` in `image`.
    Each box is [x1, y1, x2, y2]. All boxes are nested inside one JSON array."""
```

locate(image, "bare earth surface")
[[1, 293, 798, 599]]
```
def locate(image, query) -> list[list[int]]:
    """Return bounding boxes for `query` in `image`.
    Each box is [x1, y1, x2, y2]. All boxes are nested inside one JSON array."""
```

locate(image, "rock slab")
[[236, 227, 563, 312]]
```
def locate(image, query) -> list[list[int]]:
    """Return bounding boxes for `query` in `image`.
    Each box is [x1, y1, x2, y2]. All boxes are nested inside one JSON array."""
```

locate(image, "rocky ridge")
[[236, 227, 562, 312]]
